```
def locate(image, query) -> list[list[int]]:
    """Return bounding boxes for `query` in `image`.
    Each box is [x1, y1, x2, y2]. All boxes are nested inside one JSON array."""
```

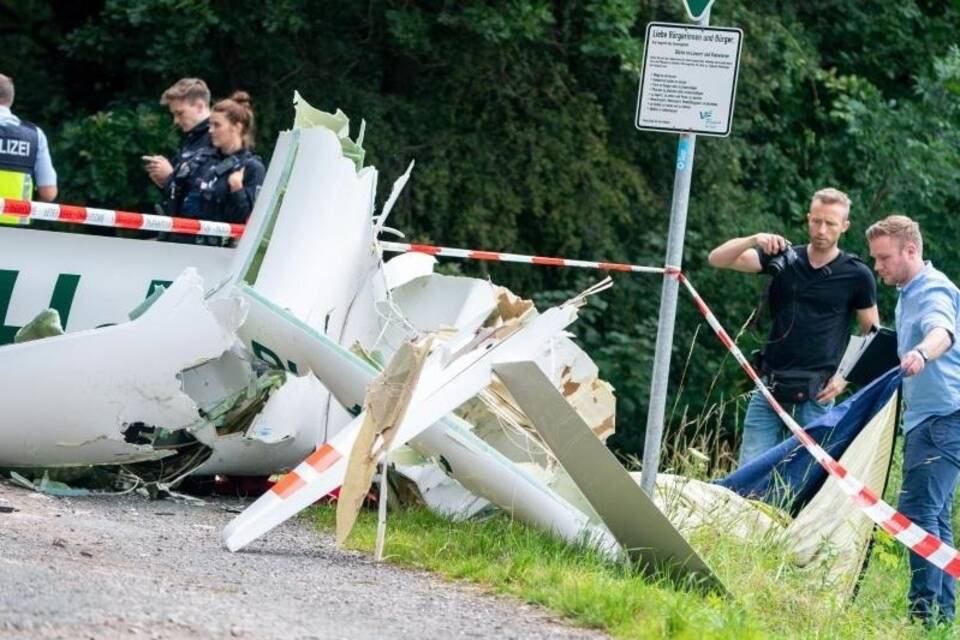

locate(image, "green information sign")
[[683, 0, 715, 21]]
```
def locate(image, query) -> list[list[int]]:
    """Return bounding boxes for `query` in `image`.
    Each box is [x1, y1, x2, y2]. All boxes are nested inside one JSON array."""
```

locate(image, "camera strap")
[[754, 248, 855, 344]]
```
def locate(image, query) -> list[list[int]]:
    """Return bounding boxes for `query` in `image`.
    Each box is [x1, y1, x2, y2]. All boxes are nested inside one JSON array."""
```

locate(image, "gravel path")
[[0, 480, 607, 640]]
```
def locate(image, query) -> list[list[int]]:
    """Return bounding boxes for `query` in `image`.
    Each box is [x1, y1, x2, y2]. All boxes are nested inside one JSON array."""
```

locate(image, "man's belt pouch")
[[768, 370, 827, 404]]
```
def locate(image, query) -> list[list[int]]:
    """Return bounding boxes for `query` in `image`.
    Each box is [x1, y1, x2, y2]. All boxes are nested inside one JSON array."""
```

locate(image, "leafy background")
[[3, 0, 958, 464]]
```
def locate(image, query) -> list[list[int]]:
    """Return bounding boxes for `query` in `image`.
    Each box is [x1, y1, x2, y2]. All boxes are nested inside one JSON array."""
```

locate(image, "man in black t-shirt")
[[708, 188, 879, 465]]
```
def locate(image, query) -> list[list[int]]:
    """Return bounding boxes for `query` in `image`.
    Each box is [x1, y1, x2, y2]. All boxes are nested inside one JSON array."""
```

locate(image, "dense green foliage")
[[2, 1, 959, 461]]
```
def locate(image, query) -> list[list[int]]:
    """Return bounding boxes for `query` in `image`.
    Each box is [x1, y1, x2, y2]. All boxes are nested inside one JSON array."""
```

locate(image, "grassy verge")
[[309, 502, 957, 639]]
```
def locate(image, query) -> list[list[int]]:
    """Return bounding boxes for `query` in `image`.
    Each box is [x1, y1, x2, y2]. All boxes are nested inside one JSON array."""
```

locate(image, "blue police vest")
[[0, 120, 38, 179], [161, 120, 216, 216]]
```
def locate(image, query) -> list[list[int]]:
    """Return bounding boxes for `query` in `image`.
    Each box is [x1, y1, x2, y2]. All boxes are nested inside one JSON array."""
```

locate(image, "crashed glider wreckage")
[[0, 92, 900, 595]]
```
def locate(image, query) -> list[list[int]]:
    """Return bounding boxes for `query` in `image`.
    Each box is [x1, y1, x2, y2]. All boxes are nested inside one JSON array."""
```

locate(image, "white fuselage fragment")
[[0, 269, 244, 466], [0, 229, 232, 339], [0, 110, 386, 473]]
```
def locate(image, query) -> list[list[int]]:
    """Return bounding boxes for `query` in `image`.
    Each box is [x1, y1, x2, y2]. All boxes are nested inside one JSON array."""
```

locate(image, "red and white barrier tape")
[[379, 241, 665, 274], [0, 199, 245, 239], [380, 240, 960, 576], [675, 270, 960, 577]]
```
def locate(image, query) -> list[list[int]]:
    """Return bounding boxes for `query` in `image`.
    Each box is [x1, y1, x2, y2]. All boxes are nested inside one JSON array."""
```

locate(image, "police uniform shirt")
[[0, 105, 56, 187], [197, 148, 265, 224], [161, 119, 215, 216]]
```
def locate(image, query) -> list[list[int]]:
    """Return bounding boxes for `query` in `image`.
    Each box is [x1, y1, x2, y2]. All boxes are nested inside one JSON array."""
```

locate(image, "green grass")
[[309, 499, 960, 639]]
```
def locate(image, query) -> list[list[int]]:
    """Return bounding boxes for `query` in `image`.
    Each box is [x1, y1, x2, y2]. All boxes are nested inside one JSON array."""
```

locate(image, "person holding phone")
[[144, 78, 217, 218]]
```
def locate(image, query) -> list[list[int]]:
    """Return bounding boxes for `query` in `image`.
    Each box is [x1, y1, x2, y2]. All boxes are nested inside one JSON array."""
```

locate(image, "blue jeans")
[[898, 410, 960, 625], [738, 391, 832, 466]]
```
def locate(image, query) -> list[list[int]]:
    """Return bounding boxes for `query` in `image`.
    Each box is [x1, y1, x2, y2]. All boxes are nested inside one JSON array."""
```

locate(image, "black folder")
[[844, 327, 900, 386]]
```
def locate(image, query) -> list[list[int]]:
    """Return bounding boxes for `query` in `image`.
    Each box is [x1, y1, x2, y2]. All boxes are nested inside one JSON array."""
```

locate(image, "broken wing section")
[[493, 360, 725, 593]]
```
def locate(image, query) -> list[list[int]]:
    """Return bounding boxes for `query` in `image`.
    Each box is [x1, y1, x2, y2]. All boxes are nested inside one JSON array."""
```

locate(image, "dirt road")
[[0, 480, 606, 640]]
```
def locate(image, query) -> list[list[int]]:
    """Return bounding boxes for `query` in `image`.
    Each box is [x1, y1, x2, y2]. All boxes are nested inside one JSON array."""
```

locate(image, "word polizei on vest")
[[0, 138, 31, 156]]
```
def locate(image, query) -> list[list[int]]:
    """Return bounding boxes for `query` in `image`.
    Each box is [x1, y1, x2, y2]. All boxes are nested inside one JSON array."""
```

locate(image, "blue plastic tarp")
[[716, 368, 902, 515]]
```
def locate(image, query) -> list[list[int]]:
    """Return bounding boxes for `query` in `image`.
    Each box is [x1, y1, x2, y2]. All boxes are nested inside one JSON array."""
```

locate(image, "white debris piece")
[[251, 127, 377, 332], [375, 270, 615, 523], [494, 359, 724, 591], [193, 375, 328, 475], [382, 249, 436, 292], [391, 458, 491, 521], [0, 269, 244, 466]]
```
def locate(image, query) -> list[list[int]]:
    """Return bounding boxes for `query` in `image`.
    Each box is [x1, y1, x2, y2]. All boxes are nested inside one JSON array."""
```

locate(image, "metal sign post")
[[639, 133, 699, 496], [637, 6, 743, 495]]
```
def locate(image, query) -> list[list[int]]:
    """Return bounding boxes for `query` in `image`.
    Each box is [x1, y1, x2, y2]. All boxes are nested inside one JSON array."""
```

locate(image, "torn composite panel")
[[0, 269, 245, 466], [337, 338, 432, 544], [377, 268, 615, 521], [250, 126, 377, 332], [190, 370, 329, 476], [493, 360, 724, 593]]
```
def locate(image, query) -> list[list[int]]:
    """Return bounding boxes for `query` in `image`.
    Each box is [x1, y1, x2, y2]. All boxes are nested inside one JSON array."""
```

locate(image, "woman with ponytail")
[[195, 90, 266, 229]]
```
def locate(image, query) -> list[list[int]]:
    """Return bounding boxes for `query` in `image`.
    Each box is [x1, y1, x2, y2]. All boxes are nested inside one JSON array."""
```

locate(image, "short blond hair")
[[866, 214, 923, 254], [160, 78, 210, 106], [811, 187, 851, 218]]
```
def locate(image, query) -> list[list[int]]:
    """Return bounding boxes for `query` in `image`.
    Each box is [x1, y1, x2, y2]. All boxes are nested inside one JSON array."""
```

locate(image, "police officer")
[[197, 91, 265, 229], [0, 73, 57, 225], [142, 78, 217, 218]]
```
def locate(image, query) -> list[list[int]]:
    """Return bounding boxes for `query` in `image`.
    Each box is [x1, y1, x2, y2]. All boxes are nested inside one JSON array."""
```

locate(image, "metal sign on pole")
[[634, 22, 743, 137], [636, 6, 742, 495]]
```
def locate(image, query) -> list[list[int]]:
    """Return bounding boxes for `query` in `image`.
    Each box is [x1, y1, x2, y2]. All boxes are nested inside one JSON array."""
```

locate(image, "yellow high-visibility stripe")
[[0, 169, 31, 225]]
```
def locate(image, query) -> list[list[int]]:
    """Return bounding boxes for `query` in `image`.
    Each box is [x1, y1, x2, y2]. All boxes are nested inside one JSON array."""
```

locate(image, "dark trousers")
[[898, 409, 960, 624]]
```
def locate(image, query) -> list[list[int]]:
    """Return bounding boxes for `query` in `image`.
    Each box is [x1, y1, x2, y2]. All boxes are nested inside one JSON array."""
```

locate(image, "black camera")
[[767, 244, 798, 275]]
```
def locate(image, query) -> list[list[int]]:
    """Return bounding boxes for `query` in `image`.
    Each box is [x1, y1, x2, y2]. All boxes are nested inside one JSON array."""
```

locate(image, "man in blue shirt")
[[0, 73, 57, 225], [868, 215, 960, 626]]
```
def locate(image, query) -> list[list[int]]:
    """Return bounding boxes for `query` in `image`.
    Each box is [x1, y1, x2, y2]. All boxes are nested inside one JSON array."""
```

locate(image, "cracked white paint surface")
[[0, 269, 244, 466]]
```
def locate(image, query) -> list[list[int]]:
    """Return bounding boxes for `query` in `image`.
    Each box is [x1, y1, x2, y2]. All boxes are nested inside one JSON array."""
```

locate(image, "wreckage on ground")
[[0, 93, 899, 597]]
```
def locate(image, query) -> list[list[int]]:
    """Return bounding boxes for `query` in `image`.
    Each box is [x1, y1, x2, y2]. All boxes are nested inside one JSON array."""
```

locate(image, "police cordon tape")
[[0, 199, 246, 239], [381, 239, 960, 577], [378, 240, 666, 274]]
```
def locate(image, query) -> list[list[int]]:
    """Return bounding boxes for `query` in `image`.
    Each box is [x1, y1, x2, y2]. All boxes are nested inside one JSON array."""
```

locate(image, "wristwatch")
[[915, 347, 930, 363]]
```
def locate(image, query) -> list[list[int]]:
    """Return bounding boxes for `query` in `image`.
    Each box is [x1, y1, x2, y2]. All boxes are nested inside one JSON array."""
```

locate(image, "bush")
[[53, 104, 177, 211]]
